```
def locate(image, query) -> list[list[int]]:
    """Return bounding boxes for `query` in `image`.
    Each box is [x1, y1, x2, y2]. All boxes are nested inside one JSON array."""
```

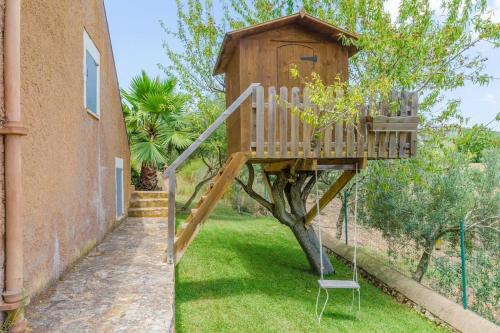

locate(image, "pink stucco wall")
[[19, 0, 130, 296], [0, 0, 6, 302]]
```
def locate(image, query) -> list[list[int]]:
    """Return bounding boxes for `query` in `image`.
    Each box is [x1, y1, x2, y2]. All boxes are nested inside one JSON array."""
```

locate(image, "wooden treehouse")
[[164, 11, 418, 264]]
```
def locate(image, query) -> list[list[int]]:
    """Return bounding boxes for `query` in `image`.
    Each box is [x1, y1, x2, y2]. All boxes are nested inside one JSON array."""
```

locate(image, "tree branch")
[[301, 173, 318, 202], [236, 162, 273, 212]]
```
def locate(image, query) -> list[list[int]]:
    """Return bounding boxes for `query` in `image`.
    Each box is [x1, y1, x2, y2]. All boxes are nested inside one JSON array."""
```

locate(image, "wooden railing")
[[162, 83, 260, 264], [251, 86, 418, 159]]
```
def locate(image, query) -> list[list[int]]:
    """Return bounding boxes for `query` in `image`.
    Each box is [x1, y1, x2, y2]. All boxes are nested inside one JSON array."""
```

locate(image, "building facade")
[[0, 0, 130, 325]]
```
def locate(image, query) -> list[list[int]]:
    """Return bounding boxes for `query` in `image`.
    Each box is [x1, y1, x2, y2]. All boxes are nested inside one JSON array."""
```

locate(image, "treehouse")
[[164, 11, 419, 265]]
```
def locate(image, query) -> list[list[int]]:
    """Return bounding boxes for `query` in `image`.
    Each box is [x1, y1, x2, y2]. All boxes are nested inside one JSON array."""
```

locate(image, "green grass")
[[176, 207, 448, 333]]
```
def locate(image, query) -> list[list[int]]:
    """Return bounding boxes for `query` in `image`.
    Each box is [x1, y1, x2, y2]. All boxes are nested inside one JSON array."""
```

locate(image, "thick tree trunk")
[[237, 163, 336, 276], [413, 240, 434, 282], [139, 164, 158, 191], [289, 221, 334, 275]]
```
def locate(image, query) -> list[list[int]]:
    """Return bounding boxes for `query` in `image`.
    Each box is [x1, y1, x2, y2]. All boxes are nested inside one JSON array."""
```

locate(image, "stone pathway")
[[26, 218, 174, 333]]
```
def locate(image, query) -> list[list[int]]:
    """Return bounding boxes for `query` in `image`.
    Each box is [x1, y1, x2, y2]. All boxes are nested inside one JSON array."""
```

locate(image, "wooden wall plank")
[[279, 87, 288, 158], [346, 124, 355, 157], [303, 88, 311, 158], [255, 86, 265, 157], [324, 124, 332, 157], [410, 92, 418, 157], [291, 87, 300, 157], [398, 91, 409, 158], [357, 105, 366, 158], [334, 89, 344, 157], [388, 92, 398, 158], [313, 105, 321, 158], [268, 87, 276, 157], [377, 98, 389, 158]]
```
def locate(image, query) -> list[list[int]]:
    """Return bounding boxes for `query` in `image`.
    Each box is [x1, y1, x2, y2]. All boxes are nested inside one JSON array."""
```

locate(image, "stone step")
[[131, 191, 168, 199], [129, 198, 168, 209], [128, 207, 168, 218]]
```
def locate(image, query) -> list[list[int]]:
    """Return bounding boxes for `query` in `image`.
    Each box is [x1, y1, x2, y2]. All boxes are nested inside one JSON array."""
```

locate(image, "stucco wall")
[[20, 0, 130, 296], [0, 0, 6, 303]]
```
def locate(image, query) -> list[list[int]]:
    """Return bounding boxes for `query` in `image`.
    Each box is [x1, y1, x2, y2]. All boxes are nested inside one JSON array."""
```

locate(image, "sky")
[[104, 0, 500, 129]]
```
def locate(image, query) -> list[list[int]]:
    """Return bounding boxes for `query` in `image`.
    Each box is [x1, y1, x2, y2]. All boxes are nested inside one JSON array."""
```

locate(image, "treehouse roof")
[[213, 10, 359, 75]]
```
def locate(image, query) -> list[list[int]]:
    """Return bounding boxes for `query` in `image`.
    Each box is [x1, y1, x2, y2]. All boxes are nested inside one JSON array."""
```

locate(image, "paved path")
[[26, 218, 174, 333]]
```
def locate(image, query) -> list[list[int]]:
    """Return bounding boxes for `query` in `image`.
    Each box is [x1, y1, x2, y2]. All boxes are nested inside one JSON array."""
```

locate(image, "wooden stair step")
[[128, 207, 168, 218], [131, 191, 168, 199], [129, 198, 168, 208]]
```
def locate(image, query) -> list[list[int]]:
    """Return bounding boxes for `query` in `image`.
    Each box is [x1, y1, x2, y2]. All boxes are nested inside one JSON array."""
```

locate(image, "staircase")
[[173, 152, 248, 263], [128, 191, 168, 218]]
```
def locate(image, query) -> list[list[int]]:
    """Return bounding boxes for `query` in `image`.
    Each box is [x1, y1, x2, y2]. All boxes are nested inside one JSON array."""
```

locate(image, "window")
[[115, 157, 125, 219], [84, 30, 100, 118]]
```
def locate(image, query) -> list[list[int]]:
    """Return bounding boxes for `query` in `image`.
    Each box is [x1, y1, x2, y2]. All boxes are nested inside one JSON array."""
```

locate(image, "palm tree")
[[122, 71, 192, 190]]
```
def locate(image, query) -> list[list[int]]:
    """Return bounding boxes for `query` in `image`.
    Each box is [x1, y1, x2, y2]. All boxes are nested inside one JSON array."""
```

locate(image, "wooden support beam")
[[262, 159, 317, 173], [174, 152, 248, 264], [305, 170, 356, 226]]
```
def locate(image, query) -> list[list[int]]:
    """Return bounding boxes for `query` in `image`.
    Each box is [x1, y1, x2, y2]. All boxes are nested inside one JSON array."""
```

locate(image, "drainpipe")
[[0, 0, 28, 331]]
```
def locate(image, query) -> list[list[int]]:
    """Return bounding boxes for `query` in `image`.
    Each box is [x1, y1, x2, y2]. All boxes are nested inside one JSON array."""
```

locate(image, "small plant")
[[288, 66, 394, 138]]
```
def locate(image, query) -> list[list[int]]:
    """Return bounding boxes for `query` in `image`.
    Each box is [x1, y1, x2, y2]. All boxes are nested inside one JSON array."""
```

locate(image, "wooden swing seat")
[[318, 280, 360, 289]]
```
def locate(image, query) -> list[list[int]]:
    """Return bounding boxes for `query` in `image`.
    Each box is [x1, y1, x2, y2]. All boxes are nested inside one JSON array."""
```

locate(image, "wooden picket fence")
[[250, 86, 418, 159]]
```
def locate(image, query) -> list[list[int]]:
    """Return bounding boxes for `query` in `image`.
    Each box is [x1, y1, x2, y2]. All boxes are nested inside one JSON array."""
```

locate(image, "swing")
[[314, 164, 361, 323]]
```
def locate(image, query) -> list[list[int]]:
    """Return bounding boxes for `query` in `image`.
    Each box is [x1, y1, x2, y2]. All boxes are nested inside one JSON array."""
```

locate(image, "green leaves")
[[455, 124, 500, 162], [121, 71, 191, 169]]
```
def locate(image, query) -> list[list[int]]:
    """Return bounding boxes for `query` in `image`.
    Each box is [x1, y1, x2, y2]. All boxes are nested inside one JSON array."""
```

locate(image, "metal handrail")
[[163, 83, 260, 264]]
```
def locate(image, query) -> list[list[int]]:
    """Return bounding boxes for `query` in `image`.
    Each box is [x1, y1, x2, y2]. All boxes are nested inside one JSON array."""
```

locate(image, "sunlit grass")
[[175, 207, 448, 333]]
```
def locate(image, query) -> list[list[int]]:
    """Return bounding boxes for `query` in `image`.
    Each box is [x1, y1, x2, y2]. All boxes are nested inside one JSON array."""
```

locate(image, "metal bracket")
[[300, 55, 317, 63], [0, 121, 28, 136]]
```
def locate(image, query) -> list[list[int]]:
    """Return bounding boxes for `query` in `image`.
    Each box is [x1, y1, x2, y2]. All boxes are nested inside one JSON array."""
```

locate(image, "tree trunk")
[[139, 164, 158, 191], [413, 239, 434, 282], [289, 221, 334, 275], [237, 163, 336, 276]]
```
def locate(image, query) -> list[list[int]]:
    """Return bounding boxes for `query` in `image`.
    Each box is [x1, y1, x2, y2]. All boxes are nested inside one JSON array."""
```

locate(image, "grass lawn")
[[175, 207, 448, 333]]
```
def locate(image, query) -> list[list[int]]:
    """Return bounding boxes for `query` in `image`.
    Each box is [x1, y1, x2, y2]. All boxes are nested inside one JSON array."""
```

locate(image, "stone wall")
[[20, 0, 130, 297]]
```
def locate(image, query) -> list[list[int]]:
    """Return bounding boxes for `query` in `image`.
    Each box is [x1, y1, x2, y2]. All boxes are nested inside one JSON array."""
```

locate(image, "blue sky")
[[104, 0, 500, 129]]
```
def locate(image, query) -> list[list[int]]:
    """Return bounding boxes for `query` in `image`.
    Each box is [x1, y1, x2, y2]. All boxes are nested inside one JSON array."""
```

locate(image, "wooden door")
[[277, 44, 316, 88]]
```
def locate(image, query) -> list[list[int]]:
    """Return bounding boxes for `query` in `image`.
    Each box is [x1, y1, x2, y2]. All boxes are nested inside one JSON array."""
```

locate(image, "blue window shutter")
[[86, 50, 98, 115], [116, 167, 123, 217]]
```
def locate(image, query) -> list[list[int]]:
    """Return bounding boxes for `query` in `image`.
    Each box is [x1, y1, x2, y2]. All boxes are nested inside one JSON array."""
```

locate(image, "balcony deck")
[[248, 86, 418, 161]]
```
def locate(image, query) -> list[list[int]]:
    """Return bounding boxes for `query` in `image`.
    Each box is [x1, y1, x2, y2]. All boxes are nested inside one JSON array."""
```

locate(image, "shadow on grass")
[[176, 240, 345, 304]]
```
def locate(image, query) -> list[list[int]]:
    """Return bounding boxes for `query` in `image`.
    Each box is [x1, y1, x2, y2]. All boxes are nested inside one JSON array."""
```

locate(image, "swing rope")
[[314, 163, 361, 324]]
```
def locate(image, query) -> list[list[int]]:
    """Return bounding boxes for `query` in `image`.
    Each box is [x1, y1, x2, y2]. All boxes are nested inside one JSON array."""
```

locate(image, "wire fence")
[[319, 195, 499, 325]]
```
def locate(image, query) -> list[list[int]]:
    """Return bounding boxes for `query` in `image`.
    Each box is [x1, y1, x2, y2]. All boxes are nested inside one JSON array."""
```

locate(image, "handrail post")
[[460, 218, 468, 309], [167, 168, 176, 264]]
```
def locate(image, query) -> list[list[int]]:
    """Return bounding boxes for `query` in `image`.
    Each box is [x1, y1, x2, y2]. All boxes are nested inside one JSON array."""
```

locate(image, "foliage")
[[164, 0, 500, 133], [361, 144, 500, 281], [175, 205, 446, 333], [455, 122, 500, 162], [185, 96, 227, 170], [288, 69, 393, 138], [160, 0, 225, 101], [122, 71, 192, 169], [122, 71, 192, 189]]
